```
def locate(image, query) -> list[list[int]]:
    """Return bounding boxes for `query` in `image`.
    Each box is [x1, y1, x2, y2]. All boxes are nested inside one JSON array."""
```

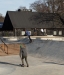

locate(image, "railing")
[[0, 38, 8, 54]]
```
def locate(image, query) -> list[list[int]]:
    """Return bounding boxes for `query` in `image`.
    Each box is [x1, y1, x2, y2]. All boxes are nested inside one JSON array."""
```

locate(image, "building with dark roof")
[[2, 10, 64, 36]]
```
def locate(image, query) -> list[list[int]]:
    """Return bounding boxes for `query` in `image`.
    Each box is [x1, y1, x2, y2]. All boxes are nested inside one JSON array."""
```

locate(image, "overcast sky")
[[0, 0, 37, 16]]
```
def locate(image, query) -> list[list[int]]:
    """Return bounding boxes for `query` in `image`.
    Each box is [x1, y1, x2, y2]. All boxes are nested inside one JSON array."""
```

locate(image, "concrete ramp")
[[0, 37, 64, 75], [25, 39, 64, 63]]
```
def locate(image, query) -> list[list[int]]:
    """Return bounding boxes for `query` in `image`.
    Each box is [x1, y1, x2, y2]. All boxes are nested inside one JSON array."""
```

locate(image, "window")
[[59, 31, 62, 35], [21, 31, 25, 35], [53, 31, 57, 35]]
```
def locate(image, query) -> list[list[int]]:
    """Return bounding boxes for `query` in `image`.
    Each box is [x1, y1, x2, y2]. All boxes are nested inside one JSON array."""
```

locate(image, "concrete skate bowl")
[[0, 37, 64, 64], [24, 38, 64, 64]]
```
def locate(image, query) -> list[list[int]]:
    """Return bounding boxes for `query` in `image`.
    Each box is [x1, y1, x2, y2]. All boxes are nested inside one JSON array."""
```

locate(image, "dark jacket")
[[20, 46, 27, 58]]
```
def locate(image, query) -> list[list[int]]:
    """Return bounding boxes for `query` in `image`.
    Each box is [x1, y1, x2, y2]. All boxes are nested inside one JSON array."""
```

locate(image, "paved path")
[[0, 55, 64, 75]]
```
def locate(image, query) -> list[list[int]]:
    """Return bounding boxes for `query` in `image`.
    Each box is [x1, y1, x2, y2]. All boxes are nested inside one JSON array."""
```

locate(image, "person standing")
[[20, 43, 29, 67]]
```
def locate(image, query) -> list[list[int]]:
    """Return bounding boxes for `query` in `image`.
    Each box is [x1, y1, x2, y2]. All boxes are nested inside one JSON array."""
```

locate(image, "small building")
[[2, 10, 64, 36]]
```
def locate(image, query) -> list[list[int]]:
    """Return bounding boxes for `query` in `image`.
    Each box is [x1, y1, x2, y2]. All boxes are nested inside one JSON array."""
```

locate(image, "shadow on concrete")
[[43, 62, 64, 65], [0, 61, 21, 67]]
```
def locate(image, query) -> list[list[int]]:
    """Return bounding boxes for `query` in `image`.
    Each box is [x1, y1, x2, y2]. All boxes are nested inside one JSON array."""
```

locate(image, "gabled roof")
[[2, 11, 64, 30]]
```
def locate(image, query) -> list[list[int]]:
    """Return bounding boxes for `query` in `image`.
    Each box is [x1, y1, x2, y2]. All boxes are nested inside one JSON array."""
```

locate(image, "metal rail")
[[0, 38, 8, 54]]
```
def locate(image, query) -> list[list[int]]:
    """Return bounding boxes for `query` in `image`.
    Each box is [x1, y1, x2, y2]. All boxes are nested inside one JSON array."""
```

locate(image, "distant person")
[[34, 28, 37, 32], [41, 29, 44, 35], [41, 29, 44, 32], [25, 30, 32, 43], [19, 43, 29, 67], [34, 28, 37, 36]]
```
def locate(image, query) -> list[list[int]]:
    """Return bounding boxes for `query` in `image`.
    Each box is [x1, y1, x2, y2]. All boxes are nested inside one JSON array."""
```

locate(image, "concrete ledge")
[[1, 36, 64, 41]]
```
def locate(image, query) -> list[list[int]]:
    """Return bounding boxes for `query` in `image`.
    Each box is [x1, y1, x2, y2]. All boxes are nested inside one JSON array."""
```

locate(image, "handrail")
[[0, 38, 8, 54]]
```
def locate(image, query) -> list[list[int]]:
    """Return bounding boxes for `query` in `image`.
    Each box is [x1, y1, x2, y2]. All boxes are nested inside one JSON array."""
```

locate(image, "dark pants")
[[28, 36, 32, 42], [21, 56, 29, 67]]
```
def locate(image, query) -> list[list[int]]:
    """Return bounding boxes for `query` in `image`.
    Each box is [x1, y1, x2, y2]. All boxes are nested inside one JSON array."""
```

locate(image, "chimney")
[[18, 9, 32, 12], [18, 9, 21, 11]]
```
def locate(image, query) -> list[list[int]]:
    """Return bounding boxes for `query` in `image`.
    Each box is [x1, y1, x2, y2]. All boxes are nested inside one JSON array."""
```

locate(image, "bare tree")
[[46, 0, 64, 13], [30, 0, 50, 13], [30, 0, 64, 13], [29, 0, 64, 29]]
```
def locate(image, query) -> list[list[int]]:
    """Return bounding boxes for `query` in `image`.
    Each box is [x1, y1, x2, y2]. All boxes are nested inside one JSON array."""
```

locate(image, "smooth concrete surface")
[[0, 36, 64, 75], [0, 55, 64, 75]]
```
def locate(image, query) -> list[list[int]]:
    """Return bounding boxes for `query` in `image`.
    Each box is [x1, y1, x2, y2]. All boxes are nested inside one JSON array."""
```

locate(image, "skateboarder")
[[25, 30, 32, 43], [19, 43, 29, 67]]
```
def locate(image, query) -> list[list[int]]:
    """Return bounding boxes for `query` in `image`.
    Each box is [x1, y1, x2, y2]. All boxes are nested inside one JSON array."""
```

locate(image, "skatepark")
[[0, 36, 64, 75]]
